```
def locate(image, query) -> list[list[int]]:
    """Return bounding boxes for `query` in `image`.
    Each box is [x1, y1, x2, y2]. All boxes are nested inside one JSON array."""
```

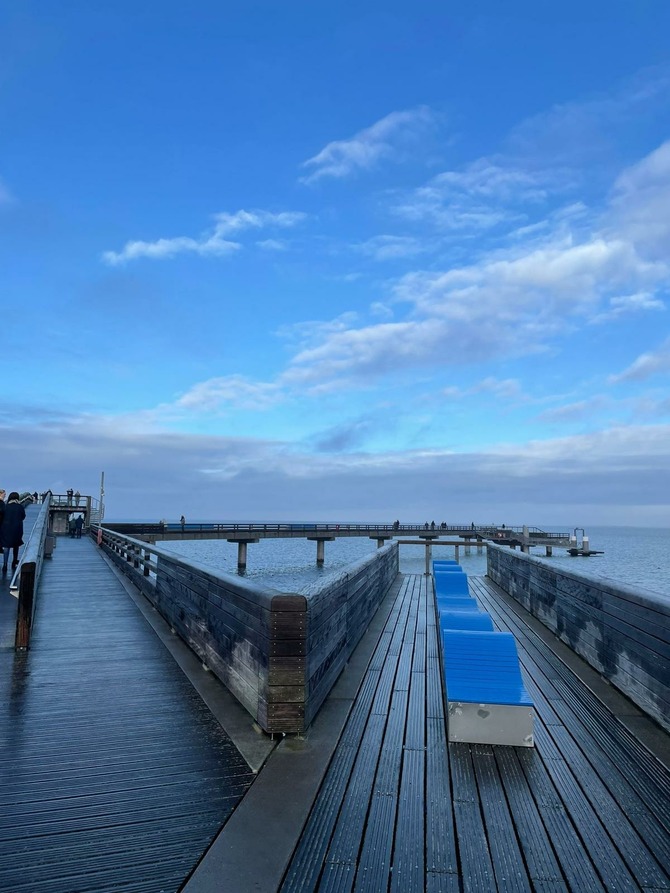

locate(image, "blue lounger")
[[442, 630, 534, 747], [434, 573, 470, 597], [433, 559, 459, 571], [437, 596, 480, 613], [440, 610, 495, 632]]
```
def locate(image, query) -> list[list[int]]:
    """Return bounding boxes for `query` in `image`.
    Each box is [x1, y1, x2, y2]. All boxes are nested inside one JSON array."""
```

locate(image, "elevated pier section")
[[1, 528, 667, 892]]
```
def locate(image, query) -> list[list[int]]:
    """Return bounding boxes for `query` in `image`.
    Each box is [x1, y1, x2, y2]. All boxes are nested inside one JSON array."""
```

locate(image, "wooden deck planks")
[[4, 538, 670, 893], [281, 572, 670, 892], [0, 537, 255, 893]]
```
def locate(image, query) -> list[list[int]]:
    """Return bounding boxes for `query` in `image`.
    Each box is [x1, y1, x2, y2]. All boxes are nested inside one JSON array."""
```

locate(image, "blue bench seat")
[[442, 630, 535, 747], [434, 573, 470, 597], [437, 596, 480, 613], [440, 610, 495, 632], [433, 559, 458, 570]]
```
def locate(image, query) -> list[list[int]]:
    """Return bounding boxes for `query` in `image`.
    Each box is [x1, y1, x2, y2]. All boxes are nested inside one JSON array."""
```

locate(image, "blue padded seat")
[[437, 596, 480, 612], [442, 630, 533, 707], [433, 559, 459, 570], [434, 572, 470, 597], [440, 610, 495, 632]]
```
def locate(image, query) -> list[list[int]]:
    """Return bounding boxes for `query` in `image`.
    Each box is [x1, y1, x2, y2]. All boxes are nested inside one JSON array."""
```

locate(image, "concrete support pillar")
[[308, 536, 335, 566], [227, 538, 259, 572], [237, 541, 248, 570], [454, 545, 460, 562], [376, 537, 386, 548], [546, 545, 553, 556]]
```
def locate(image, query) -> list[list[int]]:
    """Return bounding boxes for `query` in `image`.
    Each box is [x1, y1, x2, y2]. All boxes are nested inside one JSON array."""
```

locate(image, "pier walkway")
[[0, 537, 256, 893], [1, 536, 669, 892]]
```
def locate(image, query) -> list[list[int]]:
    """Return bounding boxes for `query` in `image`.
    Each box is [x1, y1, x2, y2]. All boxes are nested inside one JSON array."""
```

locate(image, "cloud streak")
[[300, 106, 435, 184], [102, 209, 306, 265]]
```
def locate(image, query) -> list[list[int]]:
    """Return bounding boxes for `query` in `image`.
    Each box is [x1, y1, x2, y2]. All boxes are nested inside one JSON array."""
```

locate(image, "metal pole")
[[99, 471, 105, 521]]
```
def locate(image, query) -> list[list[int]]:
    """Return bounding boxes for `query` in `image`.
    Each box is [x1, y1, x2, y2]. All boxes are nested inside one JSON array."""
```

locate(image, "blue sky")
[[2, 1, 670, 525]]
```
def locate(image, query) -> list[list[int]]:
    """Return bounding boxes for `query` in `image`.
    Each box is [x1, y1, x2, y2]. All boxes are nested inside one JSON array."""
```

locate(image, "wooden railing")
[[13, 493, 54, 650], [104, 520, 570, 541], [487, 543, 670, 733], [92, 525, 399, 733]]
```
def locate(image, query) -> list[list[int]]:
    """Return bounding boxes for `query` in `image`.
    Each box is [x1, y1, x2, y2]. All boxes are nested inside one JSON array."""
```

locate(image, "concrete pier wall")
[[98, 531, 398, 734], [487, 543, 670, 733]]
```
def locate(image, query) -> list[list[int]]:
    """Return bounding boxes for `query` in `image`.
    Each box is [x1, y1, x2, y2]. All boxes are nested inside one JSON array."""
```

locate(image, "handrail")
[[102, 520, 571, 540], [13, 492, 53, 650]]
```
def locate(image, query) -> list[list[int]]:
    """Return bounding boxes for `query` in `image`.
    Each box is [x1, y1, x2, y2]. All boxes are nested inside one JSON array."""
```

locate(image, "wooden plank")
[[426, 715, 458, 876], [390, 748, 425, 893], [450, 744, 497, 890], [471, 745, 533, 893]]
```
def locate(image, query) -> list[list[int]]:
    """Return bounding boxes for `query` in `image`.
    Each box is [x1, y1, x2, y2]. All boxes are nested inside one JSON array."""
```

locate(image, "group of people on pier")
[[0, 488, 26, 575]]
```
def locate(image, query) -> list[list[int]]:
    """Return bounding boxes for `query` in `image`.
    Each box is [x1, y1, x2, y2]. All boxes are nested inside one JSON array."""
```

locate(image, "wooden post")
[[15, 562, 36, 650]]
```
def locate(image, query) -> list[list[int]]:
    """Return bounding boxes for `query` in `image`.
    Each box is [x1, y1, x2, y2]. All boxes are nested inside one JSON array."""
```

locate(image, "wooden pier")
[[1, 519, 667, 892]]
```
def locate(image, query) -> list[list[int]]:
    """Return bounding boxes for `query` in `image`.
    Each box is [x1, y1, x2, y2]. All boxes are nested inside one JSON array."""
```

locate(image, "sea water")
[[160, 525, 669, 599]]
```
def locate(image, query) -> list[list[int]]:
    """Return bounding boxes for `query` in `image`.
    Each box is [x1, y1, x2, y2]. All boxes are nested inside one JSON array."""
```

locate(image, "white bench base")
[[448, 701, 534, 747]]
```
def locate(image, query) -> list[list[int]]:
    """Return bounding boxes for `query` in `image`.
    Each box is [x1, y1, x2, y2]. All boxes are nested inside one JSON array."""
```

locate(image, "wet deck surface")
[[281, 573, 670, 892], [0, 536, 254, 893], [1, 534, 669, 893]]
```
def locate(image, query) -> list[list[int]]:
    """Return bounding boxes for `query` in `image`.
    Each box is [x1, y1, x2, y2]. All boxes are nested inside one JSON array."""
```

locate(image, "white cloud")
[[506, 66, 670, 167], [471, 378, 526, 400], [102, 209, 306, 265], [175, 375, 284, 412], [590, 291, 665, 324], [256, 239, 289, 251], [355, 234, 426, 261], [300, 106, 435, 184], [535, 397, 610, 423], [3, 411, 669, 523], [609, 338, 670, 383], [607, 139, 670, 260]]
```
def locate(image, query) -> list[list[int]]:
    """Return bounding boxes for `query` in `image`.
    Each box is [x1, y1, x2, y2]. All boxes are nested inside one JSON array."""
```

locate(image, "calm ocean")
[[160, 525, 669, 600]]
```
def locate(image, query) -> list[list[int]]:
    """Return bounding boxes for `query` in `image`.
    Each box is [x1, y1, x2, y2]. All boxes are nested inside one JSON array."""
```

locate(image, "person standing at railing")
[[1, 491, 26, 574]]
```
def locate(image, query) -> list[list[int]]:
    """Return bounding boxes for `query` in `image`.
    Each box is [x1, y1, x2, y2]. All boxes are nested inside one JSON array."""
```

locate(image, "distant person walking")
[[75, 490, 81, 506], [180, 515, 186, 532], [2, 492, 26, 574], [74, 515, 84, 538]]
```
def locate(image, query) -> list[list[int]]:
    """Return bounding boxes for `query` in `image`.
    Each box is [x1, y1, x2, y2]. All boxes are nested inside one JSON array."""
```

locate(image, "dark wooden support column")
[[262, 594, 307, 734], [14, 561, 37, 650]]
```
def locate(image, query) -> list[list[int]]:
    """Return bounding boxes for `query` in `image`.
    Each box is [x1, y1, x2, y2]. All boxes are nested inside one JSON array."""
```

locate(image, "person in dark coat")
[[2, 492, 26, 574]]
